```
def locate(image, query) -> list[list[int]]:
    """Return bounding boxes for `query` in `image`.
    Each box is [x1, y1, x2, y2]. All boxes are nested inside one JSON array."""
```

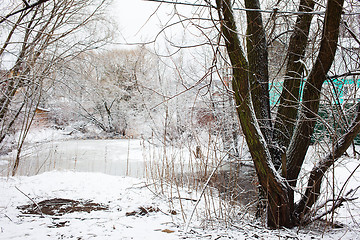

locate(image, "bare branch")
[[21, 0, 30, 8], [0, 0, 51, 24]]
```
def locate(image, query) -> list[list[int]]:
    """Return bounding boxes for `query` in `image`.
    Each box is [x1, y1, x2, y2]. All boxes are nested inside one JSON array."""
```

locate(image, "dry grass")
[[142, 132, 260, 229]]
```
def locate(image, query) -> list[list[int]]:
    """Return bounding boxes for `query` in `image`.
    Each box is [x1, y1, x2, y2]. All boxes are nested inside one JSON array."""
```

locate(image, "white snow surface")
[[0, 171, 183, 240], [1, 171, 360, 240]]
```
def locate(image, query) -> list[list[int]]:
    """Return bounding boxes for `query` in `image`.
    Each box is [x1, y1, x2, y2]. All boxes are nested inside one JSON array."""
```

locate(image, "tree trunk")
[[245, 0, 272, 146], [286, 0, 345, 186], [216, 0, 296, 228], [273, 0, 315, 153]]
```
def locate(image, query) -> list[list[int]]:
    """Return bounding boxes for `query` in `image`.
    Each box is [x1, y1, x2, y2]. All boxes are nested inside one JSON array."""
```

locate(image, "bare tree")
[[0, 0, 113, 175], [215, 0, 360, 228], [49, 47, 165, 138], [144, 0, 360, 229]]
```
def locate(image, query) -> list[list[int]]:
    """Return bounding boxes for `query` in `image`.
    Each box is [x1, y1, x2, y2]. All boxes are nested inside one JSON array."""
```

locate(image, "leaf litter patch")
[[18, 198, 109, 216], [125, 206, 160, 216]]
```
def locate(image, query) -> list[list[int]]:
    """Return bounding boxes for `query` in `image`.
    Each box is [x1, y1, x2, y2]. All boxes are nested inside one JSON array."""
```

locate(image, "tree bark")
[[286, 0, 345, 186], [245, 0, 272, 147], [273, 0, 315, 153], [216, 0, 295, 228]]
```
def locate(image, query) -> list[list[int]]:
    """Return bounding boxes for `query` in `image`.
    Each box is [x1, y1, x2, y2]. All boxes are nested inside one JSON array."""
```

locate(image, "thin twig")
[[1, 0, 51, 24], [307, 186, 360, 224], [15, 186, 44, 217], [142, 0, 327, 15], [184, 155, 225, 232], [3, 213, 13, 222]]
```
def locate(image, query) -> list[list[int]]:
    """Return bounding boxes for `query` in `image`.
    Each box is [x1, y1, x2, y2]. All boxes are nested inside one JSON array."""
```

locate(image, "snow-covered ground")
[[0, 170, 360, 240], [1, 128, 360, 239], [0, 171, 185, 239]]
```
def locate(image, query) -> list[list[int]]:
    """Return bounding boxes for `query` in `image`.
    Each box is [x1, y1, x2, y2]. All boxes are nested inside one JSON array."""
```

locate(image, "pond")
[[0, 139, 146, 177]]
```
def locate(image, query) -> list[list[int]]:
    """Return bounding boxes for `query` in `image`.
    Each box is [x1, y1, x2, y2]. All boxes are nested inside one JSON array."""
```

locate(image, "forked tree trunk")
[[216, 0, 296, 228], [215, 0, 346, 228], [273, 0, 315, 153]]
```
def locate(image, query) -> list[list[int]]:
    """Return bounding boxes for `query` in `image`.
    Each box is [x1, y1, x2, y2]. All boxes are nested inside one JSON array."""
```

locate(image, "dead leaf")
[[161, 229, 175, 233]]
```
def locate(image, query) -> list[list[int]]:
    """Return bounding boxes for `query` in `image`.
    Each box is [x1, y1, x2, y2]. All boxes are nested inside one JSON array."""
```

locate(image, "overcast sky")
[[110, 0, 168, 45]]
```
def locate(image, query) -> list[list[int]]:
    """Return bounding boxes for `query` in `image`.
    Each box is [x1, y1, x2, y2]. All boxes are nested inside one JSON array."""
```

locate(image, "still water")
[[0, 139, 146, 177]]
